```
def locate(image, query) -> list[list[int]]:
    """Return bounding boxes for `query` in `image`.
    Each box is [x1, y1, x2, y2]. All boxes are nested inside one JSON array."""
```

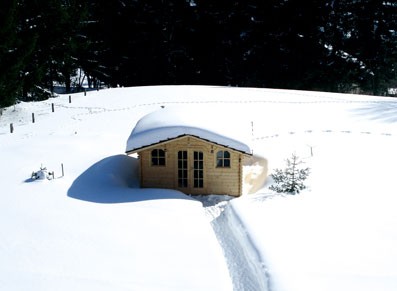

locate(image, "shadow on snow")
[[67, 154, 194, 203], [353, 101, 397, 123]]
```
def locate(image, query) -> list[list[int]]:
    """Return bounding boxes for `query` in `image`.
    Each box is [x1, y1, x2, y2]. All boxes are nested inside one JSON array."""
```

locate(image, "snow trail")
[[198, 196, 270, 291]]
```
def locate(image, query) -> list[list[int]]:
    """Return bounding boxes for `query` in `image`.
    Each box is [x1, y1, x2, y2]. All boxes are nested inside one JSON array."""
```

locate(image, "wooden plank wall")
[[137, 136, 244, 196]]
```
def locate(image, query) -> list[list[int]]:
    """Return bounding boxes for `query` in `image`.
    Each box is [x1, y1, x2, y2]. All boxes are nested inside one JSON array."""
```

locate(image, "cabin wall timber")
[[136, 135, 247, 196]]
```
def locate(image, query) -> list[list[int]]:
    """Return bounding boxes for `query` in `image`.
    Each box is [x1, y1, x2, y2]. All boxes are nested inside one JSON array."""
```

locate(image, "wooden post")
[[10, 123, 14, 133], [69, 95, 72, 103], [61, 163, 64, 177], [51, 103, 54, 112], [84, 89, 86, 96], [32, 113, 35, 123]]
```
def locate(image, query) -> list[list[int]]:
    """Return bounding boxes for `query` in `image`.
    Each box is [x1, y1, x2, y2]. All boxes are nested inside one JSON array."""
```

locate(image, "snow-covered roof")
[[126, 106, 252, 155]]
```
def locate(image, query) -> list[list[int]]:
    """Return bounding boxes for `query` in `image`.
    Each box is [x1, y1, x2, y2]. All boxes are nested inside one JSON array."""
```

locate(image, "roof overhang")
[[126, 134, 252, 156]]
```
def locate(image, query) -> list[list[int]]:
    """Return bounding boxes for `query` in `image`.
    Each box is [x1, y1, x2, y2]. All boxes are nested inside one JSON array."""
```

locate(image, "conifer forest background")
[[1, 0, 397, 107]]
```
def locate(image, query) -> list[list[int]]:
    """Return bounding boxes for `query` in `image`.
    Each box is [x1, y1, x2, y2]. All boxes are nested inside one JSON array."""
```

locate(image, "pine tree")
[[58, 0, 89, 93], [322, 0, 397, 95], [0, 0, 28, 107], [18, 0, 63, 100], [269, 153, 310, 195], [17, 0, 88, 99], [3, 0, 397, 98]]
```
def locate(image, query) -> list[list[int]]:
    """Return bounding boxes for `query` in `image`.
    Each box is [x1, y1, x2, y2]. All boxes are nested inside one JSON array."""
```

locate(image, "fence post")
[[32, 113, 35, 123], [51, 103, 55, 113], [10, 123, 14, 133], [61, 163, 64, 177], [69, 95, 72, 103]]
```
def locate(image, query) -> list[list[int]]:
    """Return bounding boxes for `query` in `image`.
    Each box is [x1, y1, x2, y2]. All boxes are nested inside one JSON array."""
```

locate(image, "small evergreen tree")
[[269, 153, 310, 195]]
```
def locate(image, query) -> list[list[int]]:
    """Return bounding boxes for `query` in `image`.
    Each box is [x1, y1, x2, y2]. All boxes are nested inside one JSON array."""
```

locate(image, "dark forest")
[[1, 0, 397, 107]]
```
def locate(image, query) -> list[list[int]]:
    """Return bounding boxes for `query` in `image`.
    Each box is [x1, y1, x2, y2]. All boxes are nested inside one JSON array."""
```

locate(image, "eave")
[[125, 134, 252, 156]]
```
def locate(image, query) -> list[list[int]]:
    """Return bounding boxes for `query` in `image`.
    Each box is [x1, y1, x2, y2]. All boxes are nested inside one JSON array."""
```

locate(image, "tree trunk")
[[65, 72, 71, 94]]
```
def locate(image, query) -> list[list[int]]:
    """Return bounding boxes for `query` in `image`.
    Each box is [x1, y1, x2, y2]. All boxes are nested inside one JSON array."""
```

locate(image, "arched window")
[[216, 150, 230, 168], [151, 149, 166, 166]]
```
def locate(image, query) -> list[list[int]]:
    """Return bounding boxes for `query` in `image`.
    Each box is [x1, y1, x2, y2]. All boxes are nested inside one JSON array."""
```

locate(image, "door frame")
[[175, 148, 206, 194]]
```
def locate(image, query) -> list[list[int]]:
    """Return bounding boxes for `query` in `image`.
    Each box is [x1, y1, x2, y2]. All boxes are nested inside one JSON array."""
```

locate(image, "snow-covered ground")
[[1, 85, 396, 291]]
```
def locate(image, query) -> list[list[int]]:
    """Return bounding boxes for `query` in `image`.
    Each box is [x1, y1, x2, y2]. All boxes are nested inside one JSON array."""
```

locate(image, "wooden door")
[[177, 150, 204, 193]]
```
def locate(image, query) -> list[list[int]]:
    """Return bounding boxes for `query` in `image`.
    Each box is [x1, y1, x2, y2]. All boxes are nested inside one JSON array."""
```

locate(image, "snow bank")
[[235, 133, 397, 291], [1, 85, 397, 291], [243, 155, 269, 194], [0, 87, 236, 291]]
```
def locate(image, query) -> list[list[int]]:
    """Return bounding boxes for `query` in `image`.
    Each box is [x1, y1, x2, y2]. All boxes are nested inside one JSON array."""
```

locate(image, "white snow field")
[[1, 85, 397, 291]]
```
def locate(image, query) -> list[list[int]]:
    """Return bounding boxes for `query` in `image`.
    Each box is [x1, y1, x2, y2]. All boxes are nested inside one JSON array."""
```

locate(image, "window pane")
[[217, 159, 223, 167], [194, 179, 203, 188], [224, 151, 230, 158], [217, 151, 223, 159], [194, 178, 203, 188], [224, 159, 230, 167], [152, 149, 166, 166]]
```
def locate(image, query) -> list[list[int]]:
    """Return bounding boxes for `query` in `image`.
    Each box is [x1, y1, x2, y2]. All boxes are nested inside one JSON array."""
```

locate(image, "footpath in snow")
[[197, 195, 270, 291]]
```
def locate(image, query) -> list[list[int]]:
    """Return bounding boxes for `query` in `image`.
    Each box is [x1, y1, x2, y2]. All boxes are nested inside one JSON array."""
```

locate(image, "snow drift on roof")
[[125, 106, 252, 154]]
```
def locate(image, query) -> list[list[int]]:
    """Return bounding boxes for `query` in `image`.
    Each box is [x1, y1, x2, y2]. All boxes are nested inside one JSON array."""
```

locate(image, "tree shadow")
[[67, 154, 195, 203], [353, 101, 397, 123]]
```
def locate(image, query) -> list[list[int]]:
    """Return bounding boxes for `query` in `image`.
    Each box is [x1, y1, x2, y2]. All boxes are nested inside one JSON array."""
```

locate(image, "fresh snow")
[[125, 106, 252, 154], [1, 85, 397, 291]]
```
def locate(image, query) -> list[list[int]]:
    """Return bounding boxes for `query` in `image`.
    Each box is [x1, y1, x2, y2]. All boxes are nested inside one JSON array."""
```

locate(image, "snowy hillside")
[[1, 85, 396, 291]]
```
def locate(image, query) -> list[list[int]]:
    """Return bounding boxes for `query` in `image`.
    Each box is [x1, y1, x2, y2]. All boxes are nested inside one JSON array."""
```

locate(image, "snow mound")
[[243, 155, 269, 194], [125, 106, 252, 154]]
